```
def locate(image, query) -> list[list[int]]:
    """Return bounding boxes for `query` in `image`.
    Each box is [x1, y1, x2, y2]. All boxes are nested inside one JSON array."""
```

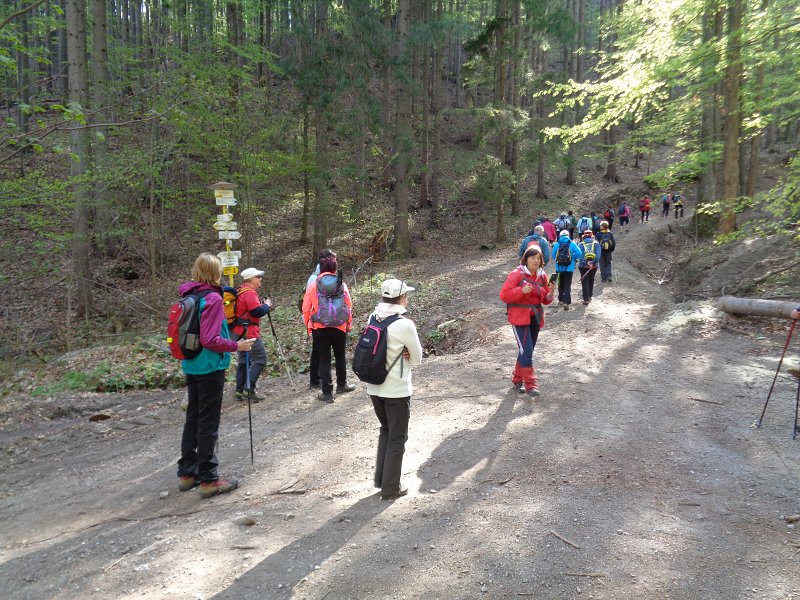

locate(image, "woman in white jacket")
[[367, 279, 423, 500]]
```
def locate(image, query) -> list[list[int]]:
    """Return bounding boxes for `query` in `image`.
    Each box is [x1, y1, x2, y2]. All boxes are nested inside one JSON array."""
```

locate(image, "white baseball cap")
[[381, 278, 415, 299], [240, 267, 264, 280]]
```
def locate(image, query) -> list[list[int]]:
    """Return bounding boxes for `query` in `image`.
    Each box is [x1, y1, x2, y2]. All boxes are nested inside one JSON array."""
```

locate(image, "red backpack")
[[166, 290, 213, 360]]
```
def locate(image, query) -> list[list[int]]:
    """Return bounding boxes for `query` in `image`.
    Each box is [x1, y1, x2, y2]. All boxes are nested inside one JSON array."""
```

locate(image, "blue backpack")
[[311, 273, 351, 327]]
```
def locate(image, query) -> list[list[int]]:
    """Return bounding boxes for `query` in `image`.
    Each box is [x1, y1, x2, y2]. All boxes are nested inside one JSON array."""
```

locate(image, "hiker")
[[232, 267, 273, 402], [554, 213, 571, 235], [618, 201, 631, 228], [673, 193, 684, 218], [576, 214, 592, 238], [639, 195, 651, 223], [793, 309, 800, 319], [304, 249, 335, 390], [577, 230, 601, 305], [603, 204, 616, 230], [541, 218, 557, 243], [551, 229, 584, 310], [366, 279, 423, 500], [567, 210, 577, 239], [177, 253, 254, 499], [302, 250, 355, 403], [499, 244, 555, 396], [661, 192, 671, 217], [518, 224, 551, 265], [590, 212, 601, 235], [597, 221, 616, 283]]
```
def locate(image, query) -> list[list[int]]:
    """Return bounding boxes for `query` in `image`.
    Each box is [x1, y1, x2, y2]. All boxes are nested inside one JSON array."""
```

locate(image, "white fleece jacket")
[[365, 302, 423, 398]]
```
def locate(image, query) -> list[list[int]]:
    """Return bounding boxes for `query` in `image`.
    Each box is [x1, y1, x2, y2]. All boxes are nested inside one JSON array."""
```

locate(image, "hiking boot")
[[514, 382, 525, 393], [199, 478, 239, 499], [336, 383, 356, 394], [583, 299, 590, 305], [239, 390, 264, 402], [527, 387, 541, 398], [318, 392, 334, 404], [563, 304, 570, 311], [381, 486, 408, 501], [607, 279, 613, 283], [178, 475, 198, 492], [309, 381, 321, 389]]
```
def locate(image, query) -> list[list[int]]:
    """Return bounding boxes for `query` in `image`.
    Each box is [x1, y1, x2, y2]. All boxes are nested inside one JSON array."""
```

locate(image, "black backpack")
[[352, 314, 403, 384], [555, 241, 572, 267]]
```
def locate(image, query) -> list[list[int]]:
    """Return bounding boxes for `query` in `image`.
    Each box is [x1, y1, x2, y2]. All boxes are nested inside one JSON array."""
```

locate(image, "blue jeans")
[[236, 336, 267, 392], [512, 321, 541, 368]]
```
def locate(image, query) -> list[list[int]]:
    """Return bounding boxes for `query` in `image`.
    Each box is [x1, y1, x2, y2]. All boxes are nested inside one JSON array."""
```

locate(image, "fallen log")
[[716, 296, 799, 319]]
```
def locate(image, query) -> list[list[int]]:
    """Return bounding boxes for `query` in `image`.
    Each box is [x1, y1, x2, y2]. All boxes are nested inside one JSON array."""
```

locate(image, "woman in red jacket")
[[499, 244, 555, 396]]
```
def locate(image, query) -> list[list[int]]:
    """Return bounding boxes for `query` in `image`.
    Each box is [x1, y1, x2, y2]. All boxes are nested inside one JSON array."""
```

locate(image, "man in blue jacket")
[[518, 224, 551, 265], [551, 230, 584, 310]]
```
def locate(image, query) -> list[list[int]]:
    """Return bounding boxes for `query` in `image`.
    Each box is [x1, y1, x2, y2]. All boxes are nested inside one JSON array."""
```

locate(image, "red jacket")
[[542, 220, 557, 242], [232, 287, 264, 339], [499, 266, 554, 326]]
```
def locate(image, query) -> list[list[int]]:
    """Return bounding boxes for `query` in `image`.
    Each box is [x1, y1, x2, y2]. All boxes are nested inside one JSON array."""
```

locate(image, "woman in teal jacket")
[[177, 253, 254, 499]]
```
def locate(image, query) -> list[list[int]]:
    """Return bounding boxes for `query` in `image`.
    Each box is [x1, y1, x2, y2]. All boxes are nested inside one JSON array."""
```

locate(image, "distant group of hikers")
[[172, 251, 422, 501], [500, 190, 684, 398]]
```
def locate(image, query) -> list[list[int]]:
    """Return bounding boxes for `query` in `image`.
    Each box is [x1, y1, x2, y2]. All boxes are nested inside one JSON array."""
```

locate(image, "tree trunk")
[[380, 0, 394, 189], [65, 0, 93, 317], [746, 0, 768, 199], [419, 42, 430, 209], [719, 0, 742, 234], [353, 93, 367, 214], [393, 0, 412, 257], [494, 0, 507, 243], [300, 106, 310, 244], [509, 0, 521, 215], [698, 4, 721, 206], [429, 0, 443, 228], [92, 0, 115, 256], [717, 296, 799, 320]]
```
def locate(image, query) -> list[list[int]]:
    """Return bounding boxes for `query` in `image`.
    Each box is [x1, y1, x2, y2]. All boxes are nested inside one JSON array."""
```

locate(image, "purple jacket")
[[178, 282, 238, 355]]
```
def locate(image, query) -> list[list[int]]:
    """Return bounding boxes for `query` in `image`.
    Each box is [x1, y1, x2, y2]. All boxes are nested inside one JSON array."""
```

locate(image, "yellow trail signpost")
[[209, 182, 239, 286]]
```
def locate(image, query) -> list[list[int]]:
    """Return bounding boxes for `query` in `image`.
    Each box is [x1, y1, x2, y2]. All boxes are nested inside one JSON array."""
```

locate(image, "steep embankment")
[[1, 215, 799, 600]]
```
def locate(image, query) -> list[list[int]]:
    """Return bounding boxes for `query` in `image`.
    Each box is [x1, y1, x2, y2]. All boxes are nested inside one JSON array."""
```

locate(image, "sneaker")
[[178, 475, 198, 492], [199, 478, 239, 499], [607, 279, 613, 283], [583, 299, 590, 305], [563, 304, 570, 311], [381, 486, 408, 501], [336, 383, 356, 394], [527, 388, 541, 397], [513, 382, 525, 393], [318, 392, 334, 404], [234, 391, 246, 401]]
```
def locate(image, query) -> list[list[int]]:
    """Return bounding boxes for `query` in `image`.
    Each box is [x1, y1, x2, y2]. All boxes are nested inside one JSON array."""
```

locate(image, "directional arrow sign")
[[218, 230, 241, 240], [213, 221, 238, 231], [215, 197, 237, 206], [217, 251, 242, 259], [216, 213, 234, 222], [222, 266, 239, 276], [214, 189, 235, 199]]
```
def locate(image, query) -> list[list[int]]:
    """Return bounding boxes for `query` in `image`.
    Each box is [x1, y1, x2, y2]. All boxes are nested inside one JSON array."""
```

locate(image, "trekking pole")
[[242, 323, 254, 465], [755, 319, 796, 429], [793, 369, 800, 440], [266, 310, 295, 386]]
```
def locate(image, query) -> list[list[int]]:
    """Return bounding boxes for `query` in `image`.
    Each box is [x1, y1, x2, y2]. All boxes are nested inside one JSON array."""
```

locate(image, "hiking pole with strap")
[[755, 319, 796, 430], [794, 366, 800, 440], [242, 323, 255, 465], [265, 303, 295, 387]]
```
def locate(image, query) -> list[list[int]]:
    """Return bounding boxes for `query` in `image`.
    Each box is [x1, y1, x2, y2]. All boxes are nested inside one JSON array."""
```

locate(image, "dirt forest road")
[[2, 217, 800, 600]]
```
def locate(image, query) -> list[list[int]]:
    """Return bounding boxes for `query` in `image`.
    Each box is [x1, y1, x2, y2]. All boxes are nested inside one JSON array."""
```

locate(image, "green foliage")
[[473, 155, 514, 205]]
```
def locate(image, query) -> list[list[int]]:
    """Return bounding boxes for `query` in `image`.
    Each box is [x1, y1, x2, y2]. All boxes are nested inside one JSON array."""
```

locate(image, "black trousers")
[[312, 327, 348, 394], [179, 370, 224, 482], [579, 266, 597, 301], [370, 395, 410, 496], [309, 342, 320, 385], [557, 270, 574, 305]]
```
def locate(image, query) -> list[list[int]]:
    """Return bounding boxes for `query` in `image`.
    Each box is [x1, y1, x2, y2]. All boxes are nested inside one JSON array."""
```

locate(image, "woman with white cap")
[[366, 278, 423, 500], [499, 244, 555, 396]]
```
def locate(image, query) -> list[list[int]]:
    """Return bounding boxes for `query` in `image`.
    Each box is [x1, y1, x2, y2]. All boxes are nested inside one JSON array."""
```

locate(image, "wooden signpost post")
[[209, 182, 240, 286]]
